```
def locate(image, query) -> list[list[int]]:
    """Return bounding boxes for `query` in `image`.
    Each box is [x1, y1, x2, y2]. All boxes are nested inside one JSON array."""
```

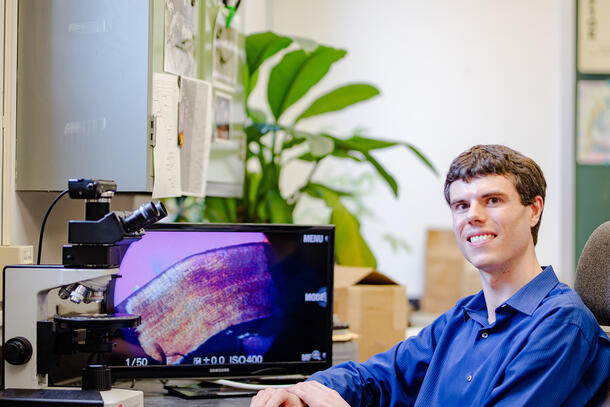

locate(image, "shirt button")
[[467, 375, 473, 382], [481, 332, 488, 338]]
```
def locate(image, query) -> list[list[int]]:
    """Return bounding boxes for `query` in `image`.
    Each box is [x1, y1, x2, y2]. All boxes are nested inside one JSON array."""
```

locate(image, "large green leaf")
[[245, 124, 265, 144], [301, 182, 353, 198], [245, 32, 292, 105], [330, 149, 363, 162], [246, 123, 281, 144], [303, 184, 376, 267], [246, 31, 293, 75], [331, 203, 376, 267], [295, 84, 380, 123], [244, 65, 259, 103], [282, 133, 307, 150], [268, 46, 347, 122], [328, 136, 401, 195], [404, 143, 438, 175], [336, 135, 437, 174], [361, 151, 399, 197], [331, 134, 400, 151], [327, 134, 438, 196], [247, 107, 266, 124], [268, 50, 307, 121], [296, 152, 319, 162]]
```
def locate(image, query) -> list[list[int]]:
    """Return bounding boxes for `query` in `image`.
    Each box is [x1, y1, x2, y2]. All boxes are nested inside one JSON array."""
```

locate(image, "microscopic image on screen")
[[106, 227, 331, 371], [108, 231, 281, 366]]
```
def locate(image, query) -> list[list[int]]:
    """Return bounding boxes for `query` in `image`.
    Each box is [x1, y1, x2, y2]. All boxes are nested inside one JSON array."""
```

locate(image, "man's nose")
[[466, 202, 486, 223]]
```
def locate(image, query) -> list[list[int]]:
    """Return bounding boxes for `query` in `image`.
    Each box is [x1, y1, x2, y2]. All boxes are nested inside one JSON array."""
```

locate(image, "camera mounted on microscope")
[[62, 178, 167, 268]]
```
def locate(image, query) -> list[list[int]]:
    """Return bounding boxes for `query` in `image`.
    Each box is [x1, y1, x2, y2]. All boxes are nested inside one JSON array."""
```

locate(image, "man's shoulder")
[[537, 282, 604, 340], [542, 281, 588, 311]]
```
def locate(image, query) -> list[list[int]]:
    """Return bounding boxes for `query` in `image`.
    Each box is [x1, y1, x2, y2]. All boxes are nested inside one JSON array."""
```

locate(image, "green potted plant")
[[170, 31, 437, 267]]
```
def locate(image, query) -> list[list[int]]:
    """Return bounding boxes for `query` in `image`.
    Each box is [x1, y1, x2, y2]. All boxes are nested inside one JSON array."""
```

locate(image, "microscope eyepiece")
[[155, 201, 168, 219], [122, 201, 167, 233]]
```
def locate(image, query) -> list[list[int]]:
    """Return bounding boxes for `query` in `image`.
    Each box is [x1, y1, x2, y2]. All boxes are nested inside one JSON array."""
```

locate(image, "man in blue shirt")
[[250, 144, 610, 407]]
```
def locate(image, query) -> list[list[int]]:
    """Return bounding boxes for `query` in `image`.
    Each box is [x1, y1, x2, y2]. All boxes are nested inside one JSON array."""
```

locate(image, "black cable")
[[37, 189, 69, 265]]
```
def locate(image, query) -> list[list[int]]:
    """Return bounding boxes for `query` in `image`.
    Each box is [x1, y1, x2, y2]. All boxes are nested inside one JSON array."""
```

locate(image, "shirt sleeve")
[[308, 311, 450, 407], [483, 307, 610, 407]]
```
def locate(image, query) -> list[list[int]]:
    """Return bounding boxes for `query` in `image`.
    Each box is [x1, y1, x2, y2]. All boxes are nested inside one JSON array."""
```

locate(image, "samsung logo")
[[210, 368, 230, 373], [303, 234, 325, 243]]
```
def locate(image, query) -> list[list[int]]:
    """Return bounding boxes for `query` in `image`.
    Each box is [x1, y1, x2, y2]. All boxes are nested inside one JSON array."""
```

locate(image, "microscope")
[[1, 179, 167, 406]]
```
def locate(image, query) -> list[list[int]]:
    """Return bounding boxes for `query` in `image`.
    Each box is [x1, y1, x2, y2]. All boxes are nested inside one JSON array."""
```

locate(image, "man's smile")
[[467, 233, 497, 244]]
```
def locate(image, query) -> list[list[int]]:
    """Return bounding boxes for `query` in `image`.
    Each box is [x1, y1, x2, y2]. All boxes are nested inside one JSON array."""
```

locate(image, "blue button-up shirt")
[[310, 266, 610, 406]]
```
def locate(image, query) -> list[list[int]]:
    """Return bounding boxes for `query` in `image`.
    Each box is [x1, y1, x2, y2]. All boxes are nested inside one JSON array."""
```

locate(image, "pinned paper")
[[180, 77, 213, 197], [578, 0, 610, 74], [152, 72, 182, 198]]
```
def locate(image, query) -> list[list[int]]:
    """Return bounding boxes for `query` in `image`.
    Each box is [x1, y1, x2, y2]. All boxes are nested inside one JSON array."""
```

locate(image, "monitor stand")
[[163, 376, 304, 400], [164, 382, 255, 399]]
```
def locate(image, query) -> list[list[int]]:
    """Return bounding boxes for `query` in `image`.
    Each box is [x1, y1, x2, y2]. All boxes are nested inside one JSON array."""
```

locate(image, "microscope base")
[[0, 388, 143, 407]]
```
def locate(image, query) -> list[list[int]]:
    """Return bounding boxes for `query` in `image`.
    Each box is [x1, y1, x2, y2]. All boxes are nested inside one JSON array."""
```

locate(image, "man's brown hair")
[[444, 144, 546, 245]]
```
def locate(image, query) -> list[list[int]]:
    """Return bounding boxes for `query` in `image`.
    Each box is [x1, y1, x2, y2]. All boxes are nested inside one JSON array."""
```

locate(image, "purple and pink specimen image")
[[114, 231, 279, 365]]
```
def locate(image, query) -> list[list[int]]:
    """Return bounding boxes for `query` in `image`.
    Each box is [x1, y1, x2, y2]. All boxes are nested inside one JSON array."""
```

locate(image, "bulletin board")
[[575, 0, 610, 262]]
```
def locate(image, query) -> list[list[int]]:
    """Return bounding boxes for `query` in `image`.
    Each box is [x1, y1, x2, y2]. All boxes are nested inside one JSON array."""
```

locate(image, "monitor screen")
[[105, 223, 334, 380]]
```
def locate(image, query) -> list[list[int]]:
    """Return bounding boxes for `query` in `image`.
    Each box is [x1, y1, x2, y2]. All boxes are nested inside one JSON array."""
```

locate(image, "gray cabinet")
[[16, 0, 244, 196]]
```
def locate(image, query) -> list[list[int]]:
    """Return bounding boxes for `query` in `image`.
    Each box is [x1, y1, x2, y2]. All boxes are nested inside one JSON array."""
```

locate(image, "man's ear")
[[530, 195, 544, 227]]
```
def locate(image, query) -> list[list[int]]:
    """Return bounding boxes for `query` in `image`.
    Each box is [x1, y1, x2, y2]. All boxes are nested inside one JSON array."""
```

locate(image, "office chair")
[[575, 221, 610, 332], [574, 221, 610, 405]]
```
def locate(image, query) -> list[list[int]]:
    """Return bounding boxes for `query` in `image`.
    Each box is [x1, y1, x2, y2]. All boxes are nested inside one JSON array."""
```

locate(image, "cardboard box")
[[334, 265, 407, 362], [421, 229, 481, 314]]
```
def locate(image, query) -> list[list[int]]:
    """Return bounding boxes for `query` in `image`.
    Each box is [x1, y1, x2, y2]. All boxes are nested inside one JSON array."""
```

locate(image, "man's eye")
[[487, 197, 500, 205], [454, 203, 468, 211]]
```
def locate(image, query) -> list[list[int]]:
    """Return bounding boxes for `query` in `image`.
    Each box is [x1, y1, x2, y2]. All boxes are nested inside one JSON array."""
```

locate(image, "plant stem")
[[271, 129, 278, 164]]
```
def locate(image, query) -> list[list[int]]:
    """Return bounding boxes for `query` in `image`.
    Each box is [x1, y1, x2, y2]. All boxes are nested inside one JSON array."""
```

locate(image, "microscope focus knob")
[[3, 336, 33, 365], [82, 364, 112, 391]]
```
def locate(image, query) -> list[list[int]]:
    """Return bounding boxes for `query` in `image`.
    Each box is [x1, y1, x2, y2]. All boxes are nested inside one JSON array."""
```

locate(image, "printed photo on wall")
[[212, 9, 239, 90], [214, 92, 232, 141], [577, 80, 610, 165]]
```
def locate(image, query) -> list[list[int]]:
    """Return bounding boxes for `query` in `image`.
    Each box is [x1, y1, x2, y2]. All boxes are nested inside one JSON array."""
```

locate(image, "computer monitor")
[[105, 223, 334, 380]]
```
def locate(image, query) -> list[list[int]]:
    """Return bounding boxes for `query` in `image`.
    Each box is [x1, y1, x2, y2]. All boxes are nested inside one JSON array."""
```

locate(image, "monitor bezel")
[[108, 222, 335, 380]]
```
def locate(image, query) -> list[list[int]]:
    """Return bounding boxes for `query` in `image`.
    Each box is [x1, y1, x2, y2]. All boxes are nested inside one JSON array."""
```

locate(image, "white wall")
[[244, 0, 576, 298]]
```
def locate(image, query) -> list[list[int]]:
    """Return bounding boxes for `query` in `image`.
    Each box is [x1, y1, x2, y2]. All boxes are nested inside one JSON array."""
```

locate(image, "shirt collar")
[[462, 265, 559, 321], [504, 265, 559, 316], [462, 291, 487, 323]]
